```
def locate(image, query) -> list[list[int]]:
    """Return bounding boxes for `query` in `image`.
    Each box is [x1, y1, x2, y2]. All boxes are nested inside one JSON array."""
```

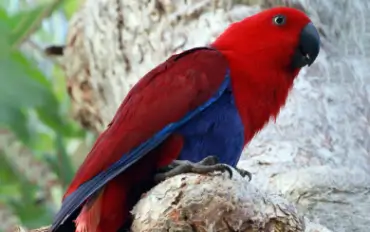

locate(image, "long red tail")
[[72, 135, 184, 232], [74, 163, 152, 232]]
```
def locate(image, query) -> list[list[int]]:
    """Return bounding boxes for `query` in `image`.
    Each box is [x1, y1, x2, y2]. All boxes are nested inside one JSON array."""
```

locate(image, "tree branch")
[[13, 168, 333, 232]]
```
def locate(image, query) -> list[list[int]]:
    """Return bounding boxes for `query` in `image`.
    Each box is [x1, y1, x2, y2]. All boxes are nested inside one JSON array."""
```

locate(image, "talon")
[[236, 167, 252, 181], [154, 155, 232, 183], [218, 164, 233, 179], [190, 163, 233, 179]]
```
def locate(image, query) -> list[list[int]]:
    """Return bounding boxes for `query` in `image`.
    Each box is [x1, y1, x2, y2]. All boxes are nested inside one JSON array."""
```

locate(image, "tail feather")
[[73, 155, 157, 232], [54, 135, 184, 232], [75, 191, 103, 232]]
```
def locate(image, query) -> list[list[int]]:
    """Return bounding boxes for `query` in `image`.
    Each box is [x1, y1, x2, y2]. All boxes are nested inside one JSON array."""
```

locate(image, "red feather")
[[64, 48, 229, 231]]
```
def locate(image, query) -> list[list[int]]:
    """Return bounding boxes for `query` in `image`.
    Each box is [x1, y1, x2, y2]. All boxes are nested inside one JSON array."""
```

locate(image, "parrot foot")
[[235, 167, 252, 181], [156, 155, 219, 173], [154, 156, 233, 183]]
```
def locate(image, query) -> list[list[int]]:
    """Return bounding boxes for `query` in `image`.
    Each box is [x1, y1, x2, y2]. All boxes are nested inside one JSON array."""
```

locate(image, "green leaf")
[[0, 105, 31, 144], [0, 55, 53, 108], [62, 0, 80, 19], [0, 8, 11, 54], [0, 48, 77, 140], [44, 135, 75, 187], [0, 153, 54, 228], [0, 52, 57, 145], [32, 132, 55, 152], [8, 1, 66, 47]]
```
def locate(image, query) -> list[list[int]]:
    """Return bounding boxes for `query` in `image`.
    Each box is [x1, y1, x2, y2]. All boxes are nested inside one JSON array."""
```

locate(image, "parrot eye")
[[273, 15, 286, 26]]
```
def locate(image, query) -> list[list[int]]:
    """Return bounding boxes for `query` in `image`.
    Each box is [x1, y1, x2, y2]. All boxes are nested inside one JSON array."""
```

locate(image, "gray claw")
[[154, 156, 231, 183], [236, 167, 252, 181]]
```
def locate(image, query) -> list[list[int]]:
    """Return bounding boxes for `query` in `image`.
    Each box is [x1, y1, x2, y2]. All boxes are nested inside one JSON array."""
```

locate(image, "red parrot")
[[51, 7, 320, 232]]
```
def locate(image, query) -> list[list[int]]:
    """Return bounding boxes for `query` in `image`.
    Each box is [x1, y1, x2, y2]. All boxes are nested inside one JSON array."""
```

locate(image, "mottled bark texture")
[[14, 169, 332, 232], [130, 171, 306, 231], [19, 0, 370, 231]]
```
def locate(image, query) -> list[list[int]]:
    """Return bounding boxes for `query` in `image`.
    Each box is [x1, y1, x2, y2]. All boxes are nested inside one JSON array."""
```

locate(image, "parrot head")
[[212, 7, 320, 74], [211, 7, 321, 138]]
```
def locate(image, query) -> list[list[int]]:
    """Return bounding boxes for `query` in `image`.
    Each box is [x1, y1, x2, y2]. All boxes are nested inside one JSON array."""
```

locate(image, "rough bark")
[[14, 169, 332, 232], [18, 0, 370, 231], [130, 170, 327, 232]]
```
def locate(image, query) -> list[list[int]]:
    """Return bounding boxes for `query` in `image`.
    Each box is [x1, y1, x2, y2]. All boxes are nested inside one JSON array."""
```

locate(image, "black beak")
[[292, 22, 320, 68]]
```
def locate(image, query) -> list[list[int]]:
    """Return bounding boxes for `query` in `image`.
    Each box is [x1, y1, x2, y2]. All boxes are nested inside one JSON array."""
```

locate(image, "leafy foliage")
[[0, 0, 87, 230]]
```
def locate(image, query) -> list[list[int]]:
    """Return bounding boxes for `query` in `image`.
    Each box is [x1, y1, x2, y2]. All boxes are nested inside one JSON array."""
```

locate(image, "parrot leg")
[[157, 155, 219, 173], [154, 156, 233, 183], [235, 167, 252, 181]]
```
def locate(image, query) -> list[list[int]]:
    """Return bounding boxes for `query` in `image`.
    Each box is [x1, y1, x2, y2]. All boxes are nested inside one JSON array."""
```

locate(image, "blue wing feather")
[[51, 71, 231, 230]]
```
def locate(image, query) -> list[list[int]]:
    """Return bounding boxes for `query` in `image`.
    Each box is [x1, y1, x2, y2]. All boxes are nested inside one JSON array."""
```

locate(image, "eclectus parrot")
[[50, 7, 320, 232]]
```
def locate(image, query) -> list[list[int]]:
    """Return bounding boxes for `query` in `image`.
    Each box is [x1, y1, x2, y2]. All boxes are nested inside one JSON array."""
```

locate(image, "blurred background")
[[0, 0, 95, 231], [0, 0, 369, 232]]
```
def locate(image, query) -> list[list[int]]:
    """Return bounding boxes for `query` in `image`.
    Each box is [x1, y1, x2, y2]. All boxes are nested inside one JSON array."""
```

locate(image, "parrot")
[[50, 6, 320, 232]]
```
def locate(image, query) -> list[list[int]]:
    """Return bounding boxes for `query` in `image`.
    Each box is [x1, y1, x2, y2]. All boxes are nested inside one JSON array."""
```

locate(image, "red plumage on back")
[[63, 48, 229, 231]]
